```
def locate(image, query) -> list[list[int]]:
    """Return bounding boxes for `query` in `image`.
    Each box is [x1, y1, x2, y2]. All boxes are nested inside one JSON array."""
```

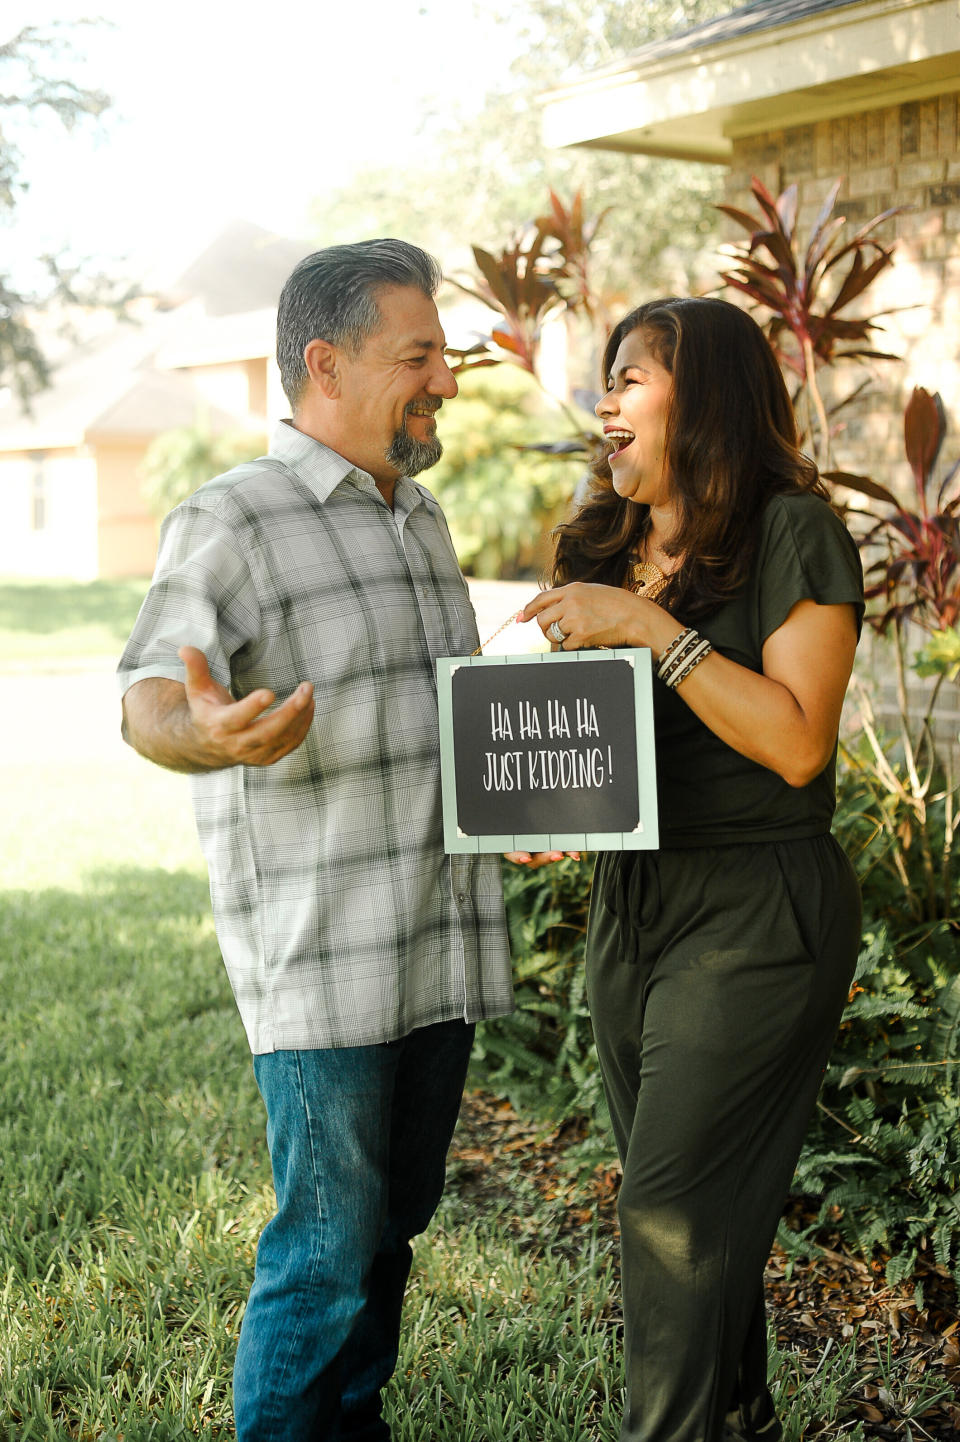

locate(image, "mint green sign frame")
[[436, 648, 659, 854]]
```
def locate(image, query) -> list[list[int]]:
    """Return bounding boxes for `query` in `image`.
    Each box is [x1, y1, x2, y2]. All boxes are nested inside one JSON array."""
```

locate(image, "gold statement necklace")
[[627, 555, 670, 602]]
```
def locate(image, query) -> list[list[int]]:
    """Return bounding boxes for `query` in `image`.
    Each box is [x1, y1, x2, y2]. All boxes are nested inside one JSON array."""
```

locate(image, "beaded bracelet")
[[662, 635, 713, 689], [656, 627, 695, 678], [657, 626, 714, 689]]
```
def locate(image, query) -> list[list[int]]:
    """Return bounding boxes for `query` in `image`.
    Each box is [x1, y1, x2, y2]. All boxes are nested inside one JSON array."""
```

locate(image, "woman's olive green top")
[[654, 491, 864, 848]]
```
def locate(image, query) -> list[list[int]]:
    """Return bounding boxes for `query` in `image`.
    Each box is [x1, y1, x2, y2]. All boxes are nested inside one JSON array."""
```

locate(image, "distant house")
[[541, 0, 960, 479], [0, 221, 307, 580]]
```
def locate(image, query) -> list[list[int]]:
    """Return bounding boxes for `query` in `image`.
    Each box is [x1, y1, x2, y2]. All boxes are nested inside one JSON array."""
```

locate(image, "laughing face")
[[334, 283, 458, 483], [385, 396, 445, 477], [595, 328, 673, 507]]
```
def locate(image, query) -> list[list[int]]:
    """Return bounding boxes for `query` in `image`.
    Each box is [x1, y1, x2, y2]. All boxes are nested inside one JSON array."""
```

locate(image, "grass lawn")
[[0, 578, 151, 667], [1, 729, 632, 1439], [1, 582, 953, 1439]]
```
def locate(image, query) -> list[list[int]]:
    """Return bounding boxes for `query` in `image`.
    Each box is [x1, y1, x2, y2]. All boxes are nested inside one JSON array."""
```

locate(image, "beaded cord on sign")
[[470, 562, 671, 655]]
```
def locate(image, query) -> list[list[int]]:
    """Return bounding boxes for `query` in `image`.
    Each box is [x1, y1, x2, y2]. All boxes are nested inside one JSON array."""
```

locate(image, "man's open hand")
[[178, 646, 315, 768]]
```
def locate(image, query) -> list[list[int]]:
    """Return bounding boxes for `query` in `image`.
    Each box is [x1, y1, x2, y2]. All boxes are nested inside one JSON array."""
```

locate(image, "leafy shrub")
[[427, 366, 584, 578], [826, 387, 960, 926], [141, 424, 267, 519], [790, 764, 960, 1286], [473, 856, 602, 1119]]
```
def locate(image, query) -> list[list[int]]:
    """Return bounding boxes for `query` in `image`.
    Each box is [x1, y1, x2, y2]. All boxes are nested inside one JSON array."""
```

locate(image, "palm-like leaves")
[[718, 175, 902, 370], [535, 189, 612, 322], [448, 189, 608, 378], [448, 229, 564, 377], [518, 430, 609, 467], [717, 176, 904, 463], [826, 389, 960, 633]]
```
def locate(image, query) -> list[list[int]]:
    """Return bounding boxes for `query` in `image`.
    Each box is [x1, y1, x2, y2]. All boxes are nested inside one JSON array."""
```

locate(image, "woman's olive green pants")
[[586, 835, 861, 1442]]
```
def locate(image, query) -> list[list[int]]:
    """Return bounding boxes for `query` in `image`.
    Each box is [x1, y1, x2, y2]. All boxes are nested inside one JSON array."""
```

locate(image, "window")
[[29, 453, 48, 531]]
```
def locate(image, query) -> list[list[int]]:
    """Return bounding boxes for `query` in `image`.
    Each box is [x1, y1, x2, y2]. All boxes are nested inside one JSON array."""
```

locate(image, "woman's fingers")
[[504, 851, 582, 868], [504, 850, 565, 868], [520, 589, 574, 646], [520, 587, 566, 623]]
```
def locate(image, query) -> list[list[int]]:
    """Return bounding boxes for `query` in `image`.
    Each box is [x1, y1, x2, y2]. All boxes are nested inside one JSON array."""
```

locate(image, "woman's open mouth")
[[605, 428, 635, 459]]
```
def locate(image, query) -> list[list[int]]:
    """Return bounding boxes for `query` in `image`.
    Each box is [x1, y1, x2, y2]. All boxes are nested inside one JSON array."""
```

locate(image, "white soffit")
[[540, 0, 960, 165]]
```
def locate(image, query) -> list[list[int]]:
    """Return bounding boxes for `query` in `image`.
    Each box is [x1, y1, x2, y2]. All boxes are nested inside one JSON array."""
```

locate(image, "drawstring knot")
[[605, 853, 661, 966]]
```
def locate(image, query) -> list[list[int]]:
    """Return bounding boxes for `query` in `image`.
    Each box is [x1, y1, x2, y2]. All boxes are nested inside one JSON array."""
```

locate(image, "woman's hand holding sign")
[[522, 582, 668, 653]]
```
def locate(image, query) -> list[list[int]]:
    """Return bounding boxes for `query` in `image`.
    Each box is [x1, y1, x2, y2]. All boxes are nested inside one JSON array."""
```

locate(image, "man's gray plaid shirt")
[[118, 421, 514, 1053]]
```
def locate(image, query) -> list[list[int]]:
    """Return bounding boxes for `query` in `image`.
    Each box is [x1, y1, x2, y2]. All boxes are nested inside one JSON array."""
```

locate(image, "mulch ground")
[[448, 1091, 960, 1441]]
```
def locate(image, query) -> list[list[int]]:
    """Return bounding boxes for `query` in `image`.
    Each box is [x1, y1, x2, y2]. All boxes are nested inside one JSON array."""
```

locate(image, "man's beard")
[[385, 404, 443, 477]]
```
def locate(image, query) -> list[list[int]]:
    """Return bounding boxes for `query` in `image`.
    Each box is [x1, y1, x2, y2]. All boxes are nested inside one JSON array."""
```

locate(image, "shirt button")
[[456, 892, 466, 903]]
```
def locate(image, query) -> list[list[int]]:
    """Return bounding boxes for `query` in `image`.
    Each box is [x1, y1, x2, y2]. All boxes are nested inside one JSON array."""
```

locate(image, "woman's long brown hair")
[[550, 296, 827, 619]]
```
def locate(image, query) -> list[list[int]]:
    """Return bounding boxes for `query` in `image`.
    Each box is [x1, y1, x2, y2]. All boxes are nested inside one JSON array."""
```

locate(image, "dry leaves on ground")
[[449, 1091, 960, 1441]]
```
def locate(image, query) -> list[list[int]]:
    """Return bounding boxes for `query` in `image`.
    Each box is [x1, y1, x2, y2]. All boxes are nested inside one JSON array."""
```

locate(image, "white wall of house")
[[182, 362, 253, 419], [0, 452, 99, 580], [267, 356, 287, 426]]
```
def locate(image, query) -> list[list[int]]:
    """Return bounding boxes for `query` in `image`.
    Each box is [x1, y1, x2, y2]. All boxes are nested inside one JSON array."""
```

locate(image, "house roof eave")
[[541, 0, 960, 164]]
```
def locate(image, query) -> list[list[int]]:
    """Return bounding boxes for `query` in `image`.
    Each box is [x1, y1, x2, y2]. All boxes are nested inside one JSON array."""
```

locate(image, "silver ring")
[[548, 620, 567, 644]]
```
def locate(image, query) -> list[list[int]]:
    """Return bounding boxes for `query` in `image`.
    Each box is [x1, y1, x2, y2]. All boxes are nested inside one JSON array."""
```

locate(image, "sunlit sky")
[[4, 0, 510, 289]]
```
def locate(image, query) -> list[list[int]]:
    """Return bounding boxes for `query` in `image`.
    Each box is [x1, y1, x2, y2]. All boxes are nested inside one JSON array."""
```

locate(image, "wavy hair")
[[551, 296, 826, 618]]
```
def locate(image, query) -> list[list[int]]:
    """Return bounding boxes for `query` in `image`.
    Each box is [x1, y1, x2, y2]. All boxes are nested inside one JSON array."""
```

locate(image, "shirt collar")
[[268, 420, 359, 503], [269, 419, 428, 515]]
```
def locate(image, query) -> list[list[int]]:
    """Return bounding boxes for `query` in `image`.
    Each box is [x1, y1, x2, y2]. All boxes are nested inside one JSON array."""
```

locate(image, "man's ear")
[[303, 339, 340, 398]]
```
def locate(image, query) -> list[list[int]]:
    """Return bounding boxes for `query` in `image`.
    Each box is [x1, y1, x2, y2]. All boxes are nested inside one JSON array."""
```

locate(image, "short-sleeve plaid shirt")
[[118, 421, 514, 1053]]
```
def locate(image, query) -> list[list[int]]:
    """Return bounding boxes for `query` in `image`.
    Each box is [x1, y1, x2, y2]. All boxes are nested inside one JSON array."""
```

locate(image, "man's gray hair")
[[276, 239, 443, 408]]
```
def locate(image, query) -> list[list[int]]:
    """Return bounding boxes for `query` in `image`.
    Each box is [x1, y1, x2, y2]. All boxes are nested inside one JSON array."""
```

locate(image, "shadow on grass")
[[0, 576, 150, 638]]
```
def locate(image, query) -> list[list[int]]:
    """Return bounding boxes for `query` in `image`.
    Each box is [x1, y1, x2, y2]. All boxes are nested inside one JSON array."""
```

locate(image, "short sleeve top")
[[117, 422, 513, 1054], [654, 491, 864, 848]]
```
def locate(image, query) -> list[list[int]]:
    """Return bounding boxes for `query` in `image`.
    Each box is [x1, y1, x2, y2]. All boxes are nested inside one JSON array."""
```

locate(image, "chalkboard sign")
[[437, 649, 658, 853]]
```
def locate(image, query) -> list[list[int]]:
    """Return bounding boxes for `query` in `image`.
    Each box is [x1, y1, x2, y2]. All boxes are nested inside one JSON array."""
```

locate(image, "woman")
[[521, 297, 864, 1442]]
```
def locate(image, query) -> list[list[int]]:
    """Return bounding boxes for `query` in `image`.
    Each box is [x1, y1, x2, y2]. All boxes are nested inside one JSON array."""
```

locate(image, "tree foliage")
[[0, 23, 119, 405], [141, 424, 268, 520], [311, 0, 736, 300]]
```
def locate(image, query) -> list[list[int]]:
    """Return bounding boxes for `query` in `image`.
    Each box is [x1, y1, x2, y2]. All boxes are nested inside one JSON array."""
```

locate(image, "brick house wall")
[[727, 97, 960, 746], [724, 96, 960, 494]]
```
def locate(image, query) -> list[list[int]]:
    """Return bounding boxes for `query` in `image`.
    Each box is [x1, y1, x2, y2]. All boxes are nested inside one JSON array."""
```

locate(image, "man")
[[118, 240, 516, 1440]]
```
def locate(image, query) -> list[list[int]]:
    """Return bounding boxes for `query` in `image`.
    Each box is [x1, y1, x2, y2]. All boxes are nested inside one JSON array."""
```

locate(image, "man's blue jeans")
[[233, 1019, 475, 1442]]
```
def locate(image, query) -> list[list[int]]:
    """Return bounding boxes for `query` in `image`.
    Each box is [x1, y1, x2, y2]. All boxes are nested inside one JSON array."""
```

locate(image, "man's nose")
[[430, 357, 459, 399]]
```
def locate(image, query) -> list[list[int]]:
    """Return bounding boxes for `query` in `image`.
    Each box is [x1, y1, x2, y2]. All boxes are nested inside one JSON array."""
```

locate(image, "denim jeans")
[[233, 1019, 475, 1442]]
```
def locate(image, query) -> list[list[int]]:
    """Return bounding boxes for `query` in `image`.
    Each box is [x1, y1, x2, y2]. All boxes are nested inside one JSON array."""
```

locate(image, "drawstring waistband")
[[604, 853, 662, 966]]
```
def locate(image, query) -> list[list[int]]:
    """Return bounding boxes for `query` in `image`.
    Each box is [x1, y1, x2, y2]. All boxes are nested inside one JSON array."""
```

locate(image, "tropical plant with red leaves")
[[534, 188, 612, 325], [448, 189, 611, 466], [828, 388, 960, 921], [449, 223, 566, 379], [828, 388, 960, 635], [449, 189, 612, 377], [717, 176, 903, 465]]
